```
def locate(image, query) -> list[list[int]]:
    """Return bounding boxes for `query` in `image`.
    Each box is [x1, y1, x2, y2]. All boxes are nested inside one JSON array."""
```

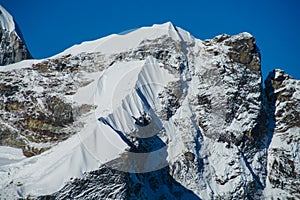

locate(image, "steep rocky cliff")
[[0, 5, 31, 66], [0, 21, 299, 199], [264, 69, 300, 198]]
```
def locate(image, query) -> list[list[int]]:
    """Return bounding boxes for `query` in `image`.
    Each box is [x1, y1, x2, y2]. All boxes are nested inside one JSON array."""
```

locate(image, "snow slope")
[[55, 22, 191, 57], [0, 5, 15, 32], [0, 59, 37, 72]]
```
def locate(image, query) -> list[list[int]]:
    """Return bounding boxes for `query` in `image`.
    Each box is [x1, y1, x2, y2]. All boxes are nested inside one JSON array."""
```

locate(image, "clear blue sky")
[[1, 0, 299, 80]]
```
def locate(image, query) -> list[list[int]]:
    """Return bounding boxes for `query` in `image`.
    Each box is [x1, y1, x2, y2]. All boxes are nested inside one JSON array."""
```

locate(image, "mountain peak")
[[0, 5, 31, 65], [0, 5, 15, 32], [57, 22, 189, 57], [0, 12, 299, 199], [152, 21, 175, 30]]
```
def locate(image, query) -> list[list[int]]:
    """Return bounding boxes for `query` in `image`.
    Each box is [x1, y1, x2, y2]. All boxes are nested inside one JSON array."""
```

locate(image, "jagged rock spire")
[[0, 5, 32, 65]]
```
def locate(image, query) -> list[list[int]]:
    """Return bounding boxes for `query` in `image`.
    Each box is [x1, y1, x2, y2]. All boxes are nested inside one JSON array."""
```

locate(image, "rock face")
[[0, 5, 31, 65], [264, 69, 300, 198], [0, 22, 299, 199], [0, 55, 95, 157]]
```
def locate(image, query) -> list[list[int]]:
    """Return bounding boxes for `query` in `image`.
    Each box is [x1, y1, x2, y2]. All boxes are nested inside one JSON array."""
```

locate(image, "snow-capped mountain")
[[0, 8, 299, 199], [0, 5, 31, 66]]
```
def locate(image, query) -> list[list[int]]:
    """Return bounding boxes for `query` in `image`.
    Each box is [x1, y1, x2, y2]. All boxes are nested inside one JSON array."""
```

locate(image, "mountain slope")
[[0, 5, 32, 65], [0, 22, 299, 199]]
